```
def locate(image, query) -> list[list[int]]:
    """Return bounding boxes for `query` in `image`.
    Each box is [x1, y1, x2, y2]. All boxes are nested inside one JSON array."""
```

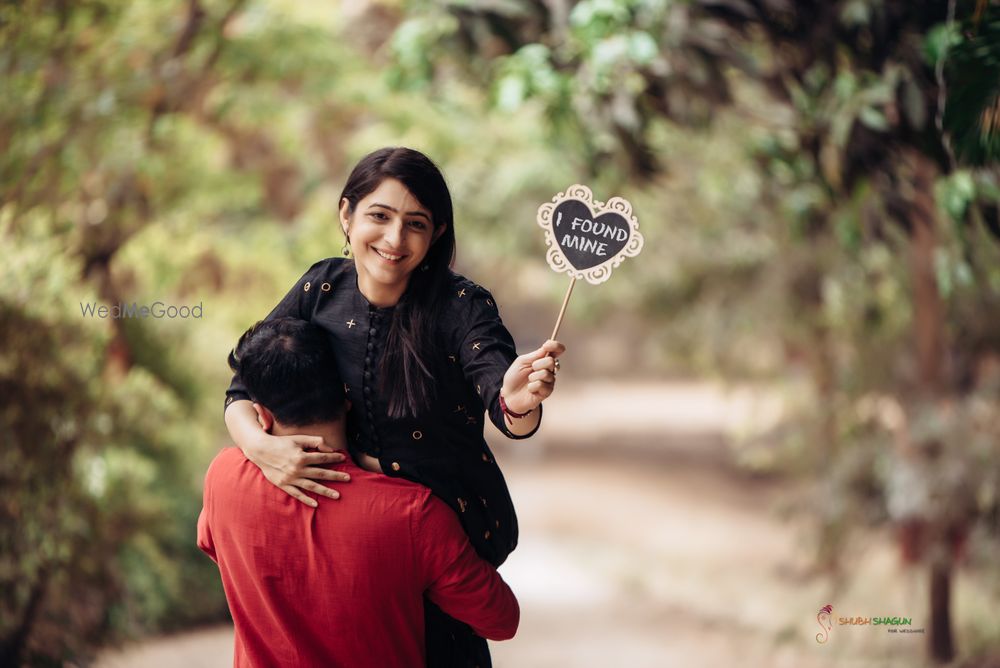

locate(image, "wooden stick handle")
[[550, 277, 576, 340]]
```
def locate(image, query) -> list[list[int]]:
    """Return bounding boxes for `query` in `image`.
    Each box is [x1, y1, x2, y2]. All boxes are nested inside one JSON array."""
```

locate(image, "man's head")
[[228, 317, 346, 431]]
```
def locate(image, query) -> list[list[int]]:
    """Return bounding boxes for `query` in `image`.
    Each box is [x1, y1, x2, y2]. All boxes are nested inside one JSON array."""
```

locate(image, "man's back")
[[197, 448, 518, 668]]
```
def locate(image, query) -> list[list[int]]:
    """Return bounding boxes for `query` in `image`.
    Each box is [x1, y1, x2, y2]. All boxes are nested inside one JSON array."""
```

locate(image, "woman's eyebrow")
[[367, 203, 431, 221]]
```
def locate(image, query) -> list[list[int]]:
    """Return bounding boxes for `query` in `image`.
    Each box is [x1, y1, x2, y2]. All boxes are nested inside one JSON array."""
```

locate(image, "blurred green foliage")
[[390, 0, 1000, 661], [0, 0, 578, 663], [3, 0, 1000, 664]]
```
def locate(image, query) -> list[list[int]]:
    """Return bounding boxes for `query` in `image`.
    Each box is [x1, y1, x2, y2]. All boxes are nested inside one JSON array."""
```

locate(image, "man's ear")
[[339, 198, 352, 237], [252, 402, 275, 433]]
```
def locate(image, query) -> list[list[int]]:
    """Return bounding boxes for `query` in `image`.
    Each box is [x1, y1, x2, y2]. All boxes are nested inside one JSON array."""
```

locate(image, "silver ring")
[[553, 359, 561, 371]]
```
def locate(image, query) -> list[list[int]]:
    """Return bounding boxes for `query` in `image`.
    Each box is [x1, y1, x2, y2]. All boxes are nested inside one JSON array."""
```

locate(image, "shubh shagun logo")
[[816, 603, 918, 644]]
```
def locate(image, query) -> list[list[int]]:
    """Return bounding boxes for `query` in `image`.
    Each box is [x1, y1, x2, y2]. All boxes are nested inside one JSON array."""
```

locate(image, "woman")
[[224, 147, 564, 666]]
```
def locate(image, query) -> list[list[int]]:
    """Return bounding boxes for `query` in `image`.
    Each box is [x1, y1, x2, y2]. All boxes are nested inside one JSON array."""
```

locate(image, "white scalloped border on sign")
[[536, 184, 644, 285]]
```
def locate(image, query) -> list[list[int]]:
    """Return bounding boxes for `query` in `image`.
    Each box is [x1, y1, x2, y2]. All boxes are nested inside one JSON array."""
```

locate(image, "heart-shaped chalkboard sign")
[[537, 185, 643, 285]]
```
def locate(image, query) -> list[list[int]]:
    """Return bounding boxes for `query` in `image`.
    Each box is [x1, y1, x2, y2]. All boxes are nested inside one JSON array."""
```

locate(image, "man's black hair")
[[228, 318, 346, 426]]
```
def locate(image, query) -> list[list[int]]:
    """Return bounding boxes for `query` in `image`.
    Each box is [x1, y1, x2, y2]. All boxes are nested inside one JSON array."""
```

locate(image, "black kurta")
[[225, 257, 538, 567]]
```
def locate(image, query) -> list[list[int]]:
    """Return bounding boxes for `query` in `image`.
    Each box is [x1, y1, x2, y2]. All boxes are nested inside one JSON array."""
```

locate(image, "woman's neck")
[[356, 273, 406, 308]]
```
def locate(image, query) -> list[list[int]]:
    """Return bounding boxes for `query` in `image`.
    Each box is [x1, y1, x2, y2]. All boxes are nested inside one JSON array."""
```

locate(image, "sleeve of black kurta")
[[224, 260, 326, 412], [455, 284, 542, 440]]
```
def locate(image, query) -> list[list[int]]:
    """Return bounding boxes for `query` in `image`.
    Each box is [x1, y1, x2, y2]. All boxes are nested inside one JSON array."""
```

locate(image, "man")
[[197, 317, 519, 667]]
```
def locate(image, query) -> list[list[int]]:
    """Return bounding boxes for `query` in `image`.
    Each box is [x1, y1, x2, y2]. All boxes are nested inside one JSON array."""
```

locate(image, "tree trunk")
[[905, 150, 954, 663], [929, 557, 955, 662], [810, 323, 844, 573], [0, 572, 48, 667], [908, 153, 946, 396], [88, 259, 132, 379]]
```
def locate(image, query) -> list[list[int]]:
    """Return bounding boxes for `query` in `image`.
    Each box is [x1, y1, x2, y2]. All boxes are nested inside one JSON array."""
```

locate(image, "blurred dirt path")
[[96, 383, 925, 668], [489, 452, 838, 668]]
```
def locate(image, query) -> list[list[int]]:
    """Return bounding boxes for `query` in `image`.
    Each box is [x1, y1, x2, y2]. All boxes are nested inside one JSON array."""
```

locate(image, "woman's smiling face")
[[339, 178, 442, 305]]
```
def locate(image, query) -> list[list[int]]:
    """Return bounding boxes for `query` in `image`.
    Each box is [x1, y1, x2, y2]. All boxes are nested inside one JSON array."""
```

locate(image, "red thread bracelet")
[[499, 394, 533, 425]]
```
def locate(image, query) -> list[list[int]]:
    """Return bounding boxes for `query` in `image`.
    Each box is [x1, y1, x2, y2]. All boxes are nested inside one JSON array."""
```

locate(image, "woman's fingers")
[[521, 339, 566, 366], [296, 479, 341, 500], [527, 369, 555, 384], [531, 356, 557, 372], [293, 435, 333, 452], [281, 485, 319, 508], [300, 466, 351, 482], [527, 379, 554, 396], [276, 473, 344, 507], [542, 339, 566, 357], [299, 451, 347, 466], [503, 340, 565, 406], [513, 350, 544, 369]]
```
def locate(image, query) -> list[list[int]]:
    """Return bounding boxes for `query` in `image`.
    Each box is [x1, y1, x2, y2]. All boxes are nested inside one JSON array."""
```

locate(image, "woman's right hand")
[[240, 432, 351, 508]]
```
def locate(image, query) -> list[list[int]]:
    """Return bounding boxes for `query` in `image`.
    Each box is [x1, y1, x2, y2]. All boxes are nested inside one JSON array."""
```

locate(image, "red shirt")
[[197, 448, 519, 667]]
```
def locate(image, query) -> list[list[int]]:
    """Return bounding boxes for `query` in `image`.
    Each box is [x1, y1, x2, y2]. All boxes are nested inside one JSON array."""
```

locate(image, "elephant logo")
[[816, 604, 834, 644]]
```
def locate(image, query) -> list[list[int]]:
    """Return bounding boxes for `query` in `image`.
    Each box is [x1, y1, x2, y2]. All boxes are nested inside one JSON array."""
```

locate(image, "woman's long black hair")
[[339, 147, 456, 418]]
